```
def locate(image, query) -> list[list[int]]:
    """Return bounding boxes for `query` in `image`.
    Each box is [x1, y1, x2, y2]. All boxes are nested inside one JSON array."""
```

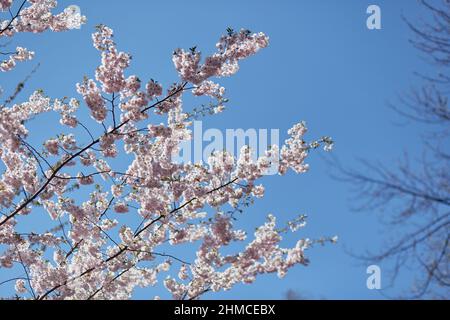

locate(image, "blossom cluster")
[[0, 0, 86, 72]]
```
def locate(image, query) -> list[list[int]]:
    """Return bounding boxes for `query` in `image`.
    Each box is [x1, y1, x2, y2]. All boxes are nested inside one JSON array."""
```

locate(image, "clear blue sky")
[[1, 0, 431, 299]]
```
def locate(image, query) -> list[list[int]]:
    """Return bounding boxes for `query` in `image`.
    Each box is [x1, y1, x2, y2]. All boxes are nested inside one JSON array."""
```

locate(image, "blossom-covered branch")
[[0, 12, 334, 300], [0, 0, 86, 72]]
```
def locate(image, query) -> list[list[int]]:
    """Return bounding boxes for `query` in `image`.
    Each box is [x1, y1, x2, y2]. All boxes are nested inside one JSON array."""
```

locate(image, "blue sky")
[[1, 0, 432, 299]]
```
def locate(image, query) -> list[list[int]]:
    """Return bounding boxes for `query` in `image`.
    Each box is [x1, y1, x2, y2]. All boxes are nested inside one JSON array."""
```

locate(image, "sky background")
[[1, 0, 433, 299]]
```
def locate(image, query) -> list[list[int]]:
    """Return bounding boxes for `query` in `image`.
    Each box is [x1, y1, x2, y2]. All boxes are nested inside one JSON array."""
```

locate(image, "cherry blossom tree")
[[0, 1, 334, 300]]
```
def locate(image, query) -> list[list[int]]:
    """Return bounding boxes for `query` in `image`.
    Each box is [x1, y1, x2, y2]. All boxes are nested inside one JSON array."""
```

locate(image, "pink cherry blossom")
[[0, 1, 86, 72], [113, 202, 129, 214], [0, 0, 12, 11], [76, 79, 107, 122]]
